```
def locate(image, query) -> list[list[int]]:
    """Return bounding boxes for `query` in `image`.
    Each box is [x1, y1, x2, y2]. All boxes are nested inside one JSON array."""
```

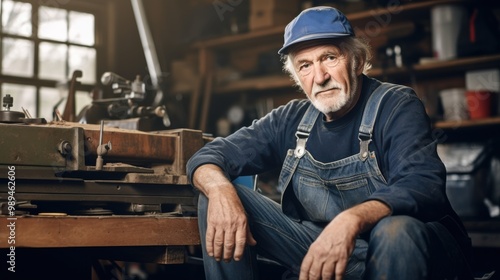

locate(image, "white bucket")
[[439, 88, 468, 121], [431, 5, 467, 60]]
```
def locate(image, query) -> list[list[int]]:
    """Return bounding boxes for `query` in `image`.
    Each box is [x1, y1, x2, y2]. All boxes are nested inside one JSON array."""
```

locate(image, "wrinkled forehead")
[[289, 41, 343, 64], [287, 38, 344, 58]]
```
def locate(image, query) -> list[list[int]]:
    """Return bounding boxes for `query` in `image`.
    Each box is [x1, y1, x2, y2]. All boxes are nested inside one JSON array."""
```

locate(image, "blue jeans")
[[198, 184, 471, 280]]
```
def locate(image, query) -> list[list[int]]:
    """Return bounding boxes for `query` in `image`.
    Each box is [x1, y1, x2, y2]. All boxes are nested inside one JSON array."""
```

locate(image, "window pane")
[[1, 83, 36, 116], [38, 6, 67, 41], [40, 87, 92, 121], [39, 87, 62, 121], [39, 42, 67, 80], [69, 11, 94, 46], [75, 90, 93, 117], [1, 0, 32, 36], [69, 46, 96, 84], [2, 38, 34, 77]]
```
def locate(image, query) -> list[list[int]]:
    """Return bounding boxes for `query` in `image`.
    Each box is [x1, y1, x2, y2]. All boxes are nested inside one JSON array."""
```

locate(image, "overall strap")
[[294, 103, 320, 158], [280, 103, 320, 220], [358, 82, 406, 160]]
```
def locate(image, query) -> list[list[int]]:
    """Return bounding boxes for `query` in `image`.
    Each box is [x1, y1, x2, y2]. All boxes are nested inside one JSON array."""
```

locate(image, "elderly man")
[[187, 6, 472, 280]]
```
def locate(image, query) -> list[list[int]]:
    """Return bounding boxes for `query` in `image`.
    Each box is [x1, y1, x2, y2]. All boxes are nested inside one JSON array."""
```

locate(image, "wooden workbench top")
[[0, 215, 200, 248]]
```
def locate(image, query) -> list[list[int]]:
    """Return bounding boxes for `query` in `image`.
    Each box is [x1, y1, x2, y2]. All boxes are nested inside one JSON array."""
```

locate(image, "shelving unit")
[[190, 0, 499, 133], [192, 0, 466, 51], [211, 53, 500, 95]]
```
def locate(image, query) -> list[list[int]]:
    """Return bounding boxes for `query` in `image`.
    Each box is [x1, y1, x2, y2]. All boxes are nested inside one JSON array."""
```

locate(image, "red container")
[[466, 90, 492, 119]]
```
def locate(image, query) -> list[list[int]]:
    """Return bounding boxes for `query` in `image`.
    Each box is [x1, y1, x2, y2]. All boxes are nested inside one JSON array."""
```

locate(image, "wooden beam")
[[0, 216, 200, 248]]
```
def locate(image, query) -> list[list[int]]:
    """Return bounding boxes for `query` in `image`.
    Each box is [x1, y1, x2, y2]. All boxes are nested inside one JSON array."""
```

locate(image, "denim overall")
[[279, 83, 404, 224], [275, 83, 402, 278]]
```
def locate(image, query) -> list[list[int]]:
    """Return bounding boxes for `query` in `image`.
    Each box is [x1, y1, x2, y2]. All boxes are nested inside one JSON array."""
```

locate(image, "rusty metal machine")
[[0, 94, 208, 216], [0, 0, 204, 214]]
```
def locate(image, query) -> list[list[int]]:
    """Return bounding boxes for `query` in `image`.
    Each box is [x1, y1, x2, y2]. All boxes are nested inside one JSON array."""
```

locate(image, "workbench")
[[0, 215, 200, 279], [2, 216, 500, 280], [0, 121, 211, 279]]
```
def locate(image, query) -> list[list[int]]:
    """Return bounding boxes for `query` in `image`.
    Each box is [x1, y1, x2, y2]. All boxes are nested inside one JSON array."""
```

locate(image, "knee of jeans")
[[370, 216, 427, 245]]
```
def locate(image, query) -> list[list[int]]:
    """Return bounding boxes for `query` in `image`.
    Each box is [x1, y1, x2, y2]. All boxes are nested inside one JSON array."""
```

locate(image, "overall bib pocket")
[[297, 175, 371, 222]]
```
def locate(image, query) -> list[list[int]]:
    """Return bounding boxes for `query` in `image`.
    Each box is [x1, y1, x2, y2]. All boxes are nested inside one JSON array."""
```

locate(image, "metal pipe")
[[130, 0, 162, 89]]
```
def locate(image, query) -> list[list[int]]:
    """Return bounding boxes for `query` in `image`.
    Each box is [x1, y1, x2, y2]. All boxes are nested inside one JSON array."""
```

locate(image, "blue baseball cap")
[[278, 6, 354, 55]]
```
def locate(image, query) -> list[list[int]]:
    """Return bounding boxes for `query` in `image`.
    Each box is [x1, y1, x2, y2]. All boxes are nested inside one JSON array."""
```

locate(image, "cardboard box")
[[249, 0, 299, 30], [249, 12, 295, 30], [250, 0, 299, 14]]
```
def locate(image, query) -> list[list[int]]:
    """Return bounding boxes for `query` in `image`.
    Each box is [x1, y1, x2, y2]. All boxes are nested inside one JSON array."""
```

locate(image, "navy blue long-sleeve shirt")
[[187, 75, 461, 225]]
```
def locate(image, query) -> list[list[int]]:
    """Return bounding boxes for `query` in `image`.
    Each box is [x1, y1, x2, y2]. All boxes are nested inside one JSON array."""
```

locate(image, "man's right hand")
[[192, 164, 257, 262]]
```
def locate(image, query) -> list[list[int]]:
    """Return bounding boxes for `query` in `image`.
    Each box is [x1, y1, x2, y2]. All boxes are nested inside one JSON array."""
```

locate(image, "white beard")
[[309, 71, 358, 116]]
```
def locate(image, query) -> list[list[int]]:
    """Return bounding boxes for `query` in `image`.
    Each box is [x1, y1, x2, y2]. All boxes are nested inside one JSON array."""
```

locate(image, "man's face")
[[291, 44, 362, 121]]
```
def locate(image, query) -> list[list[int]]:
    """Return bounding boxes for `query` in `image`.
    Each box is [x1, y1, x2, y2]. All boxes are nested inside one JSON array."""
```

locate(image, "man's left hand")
[[298, 200, 391, 280], [298, 212, 358, 280]]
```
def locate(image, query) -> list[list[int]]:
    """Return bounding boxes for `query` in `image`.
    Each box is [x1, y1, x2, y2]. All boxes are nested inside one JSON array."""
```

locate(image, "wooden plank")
[[413, 54, 500, 73], [199, 72, 214, 132], [154, 129, 206, 175], [434, 116, 500, 129], [36, 122, 179, 164], [188, 75, 203, 129], [83, 128, 177, 164], [0, 216, 200, 248], [214, 74, 293, 94], [192, 25, 284, 50], [174, 129, 205, 175]]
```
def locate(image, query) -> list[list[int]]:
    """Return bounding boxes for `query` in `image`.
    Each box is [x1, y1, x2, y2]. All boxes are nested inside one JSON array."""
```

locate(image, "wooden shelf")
[[212, 53, 500, 94], [0, 215, 200, 248], [370, 54, 500, 78], [214, 74, 294, 94], [367, 66, 411, 78], [347, 0, 465, 26], [193, 25, 285, 50], [193, 0, 467, 51], [413, 54, 500, 75], [434, 116, 500, 129]]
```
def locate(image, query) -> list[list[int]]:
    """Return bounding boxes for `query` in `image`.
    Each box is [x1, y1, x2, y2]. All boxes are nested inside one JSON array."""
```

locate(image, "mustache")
[[312, 80, 343, 96]]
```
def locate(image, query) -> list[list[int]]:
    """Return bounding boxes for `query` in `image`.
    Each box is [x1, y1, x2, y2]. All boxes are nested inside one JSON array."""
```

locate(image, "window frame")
[[0, 0, 108, 117]]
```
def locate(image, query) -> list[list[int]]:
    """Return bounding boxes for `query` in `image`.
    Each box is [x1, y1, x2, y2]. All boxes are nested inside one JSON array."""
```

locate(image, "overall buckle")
[[358, 132, 372, 161], [294, 131, 309, 158]]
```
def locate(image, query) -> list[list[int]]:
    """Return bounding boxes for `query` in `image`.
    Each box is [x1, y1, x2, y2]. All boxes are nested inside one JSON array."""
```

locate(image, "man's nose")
[[313, 63, 330, 85]]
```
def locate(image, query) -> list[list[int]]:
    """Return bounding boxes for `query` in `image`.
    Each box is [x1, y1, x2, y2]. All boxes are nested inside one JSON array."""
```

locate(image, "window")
[[0, 0, 99, 121]]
